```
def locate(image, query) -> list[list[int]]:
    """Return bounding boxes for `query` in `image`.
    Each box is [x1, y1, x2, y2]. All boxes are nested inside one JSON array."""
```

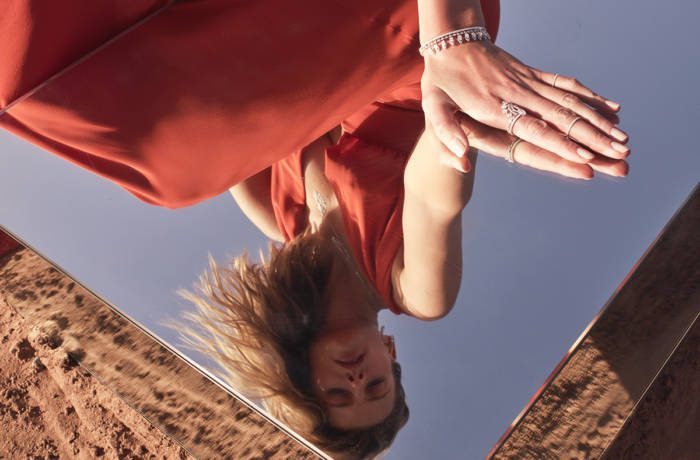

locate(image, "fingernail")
[[610, 127, 628, 142], [462, 158, 472, 173], [439, 155, 470, 173], [605, 100, 620, 110], [448, 137, 467, 158], [611, 141, 629, 154], [577, 148, 595, 160]]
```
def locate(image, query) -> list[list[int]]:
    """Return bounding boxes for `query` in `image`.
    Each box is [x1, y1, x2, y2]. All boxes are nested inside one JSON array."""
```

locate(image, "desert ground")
[[0, 289, 190, 458], [0, 231, 317, 459]]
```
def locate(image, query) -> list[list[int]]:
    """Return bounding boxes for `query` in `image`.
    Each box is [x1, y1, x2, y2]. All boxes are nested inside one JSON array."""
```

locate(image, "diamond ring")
[[501, 101, 527, 136]]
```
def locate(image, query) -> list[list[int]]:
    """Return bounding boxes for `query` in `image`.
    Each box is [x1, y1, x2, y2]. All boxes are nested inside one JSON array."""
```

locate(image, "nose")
[[346, 370, 364, 386]]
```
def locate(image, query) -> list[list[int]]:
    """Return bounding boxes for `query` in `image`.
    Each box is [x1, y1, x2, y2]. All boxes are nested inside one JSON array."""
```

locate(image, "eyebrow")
[[327, 390, 391, 408]]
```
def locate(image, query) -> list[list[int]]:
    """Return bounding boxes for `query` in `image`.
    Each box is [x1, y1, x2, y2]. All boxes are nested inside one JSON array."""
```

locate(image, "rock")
[[28, 320, 62, 349]]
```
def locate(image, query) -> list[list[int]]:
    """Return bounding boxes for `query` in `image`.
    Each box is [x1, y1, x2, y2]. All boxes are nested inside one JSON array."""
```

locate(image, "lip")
[[334, 353, 365, 369]]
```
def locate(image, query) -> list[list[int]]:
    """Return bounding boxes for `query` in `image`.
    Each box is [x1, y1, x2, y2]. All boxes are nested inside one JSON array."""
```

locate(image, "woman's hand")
[[444, 112, 629, 180], [421, 40, 630, 170]]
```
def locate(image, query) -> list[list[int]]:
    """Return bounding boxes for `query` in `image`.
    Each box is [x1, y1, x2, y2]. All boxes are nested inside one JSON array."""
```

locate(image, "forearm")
[[417, 0, 485, 43], [399, 193, 463, 319], [403, 128, 474, 217], [397, 129, 476, 319]]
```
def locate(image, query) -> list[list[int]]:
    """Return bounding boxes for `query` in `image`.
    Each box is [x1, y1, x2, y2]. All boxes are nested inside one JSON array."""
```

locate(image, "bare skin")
[[292, 129, 398, 430], [229, 1, 631, 431], [307, 236, 396, 429], [417, 0, 630, 174], [226, 125, 464, 438], [229, 110, 627, 428]]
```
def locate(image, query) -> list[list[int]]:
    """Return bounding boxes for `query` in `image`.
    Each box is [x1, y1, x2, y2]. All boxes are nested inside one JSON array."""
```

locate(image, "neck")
[[316, 210, 382, 332]]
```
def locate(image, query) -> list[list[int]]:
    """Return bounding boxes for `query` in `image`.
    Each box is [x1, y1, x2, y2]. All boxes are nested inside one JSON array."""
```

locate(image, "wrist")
[[421, 37, 491, 70], [420, 27, 491, 64]]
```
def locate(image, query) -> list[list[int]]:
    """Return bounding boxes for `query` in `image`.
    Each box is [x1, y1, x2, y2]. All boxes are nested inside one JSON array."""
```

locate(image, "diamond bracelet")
[[418, 26, 491, 57]]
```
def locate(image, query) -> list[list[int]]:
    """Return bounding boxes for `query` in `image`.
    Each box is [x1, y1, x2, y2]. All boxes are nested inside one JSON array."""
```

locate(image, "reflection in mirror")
[[2, 0, 700, 458], [0, 227, 320, 459], [489, 185, 700, 457], [169, 125, 418, 458]]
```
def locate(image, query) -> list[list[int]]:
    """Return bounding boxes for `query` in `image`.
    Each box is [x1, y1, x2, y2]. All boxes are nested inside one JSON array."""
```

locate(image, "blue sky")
[[1, 1, 698, 458]]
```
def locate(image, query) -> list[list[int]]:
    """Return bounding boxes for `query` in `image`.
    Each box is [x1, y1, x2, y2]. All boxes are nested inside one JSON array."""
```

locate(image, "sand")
[[0, 230, 319, 459], [0, 297, 190, 459], [601, 318, 699, 460], [490, 185, 700, 458]]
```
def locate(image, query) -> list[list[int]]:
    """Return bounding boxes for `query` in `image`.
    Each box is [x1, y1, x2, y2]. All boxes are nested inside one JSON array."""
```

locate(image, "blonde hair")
[[171, 230, 408, 459]]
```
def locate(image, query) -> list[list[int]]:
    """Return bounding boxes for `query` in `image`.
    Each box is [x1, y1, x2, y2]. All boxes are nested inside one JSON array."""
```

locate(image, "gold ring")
[[565, 116, 583, 139], [506, 138, 523, 163]]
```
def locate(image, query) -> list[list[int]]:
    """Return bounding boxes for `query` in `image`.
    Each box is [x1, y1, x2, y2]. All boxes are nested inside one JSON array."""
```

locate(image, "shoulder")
[[229, 168, 285, 243]]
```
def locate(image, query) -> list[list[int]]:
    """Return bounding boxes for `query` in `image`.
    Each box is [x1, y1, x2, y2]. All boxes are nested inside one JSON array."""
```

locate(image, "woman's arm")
[[391, 125, 476, 320], [229, 167, 285, 243], [417, 0, 627, 176]]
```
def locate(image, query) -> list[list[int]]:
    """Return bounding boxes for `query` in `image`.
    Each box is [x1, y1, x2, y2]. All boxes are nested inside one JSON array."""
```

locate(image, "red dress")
[[271, 1, 501, 312], [271, 83, 428, 314], [0, 1, 500, 312], [0, 0, 499, 208]]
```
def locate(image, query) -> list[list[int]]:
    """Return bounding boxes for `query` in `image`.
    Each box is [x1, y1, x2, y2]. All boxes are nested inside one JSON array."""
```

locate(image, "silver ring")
[[501, 101, 526, 136], [552, 73, 560, 88], [506, 138, 523, 163], [565, 116, 583, 139]]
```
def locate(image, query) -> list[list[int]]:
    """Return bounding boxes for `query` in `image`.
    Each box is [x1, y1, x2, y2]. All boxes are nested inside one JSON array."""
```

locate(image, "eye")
[[325, 388, 352, 405], [327, 388, 350, 396], [366, 377, 387, 395]]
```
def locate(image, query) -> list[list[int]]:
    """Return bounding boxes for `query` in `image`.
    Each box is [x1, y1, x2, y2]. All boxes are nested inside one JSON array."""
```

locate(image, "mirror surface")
[[1, 1, 699, 458]]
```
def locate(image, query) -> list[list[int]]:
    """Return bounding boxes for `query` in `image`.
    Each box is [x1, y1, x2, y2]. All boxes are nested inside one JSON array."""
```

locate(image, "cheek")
[[307, 339, 328, 375], [370, 340, 393, 365], [378, 355, 394, 374], [308, 353, 333, 392], [310, 370, 339, 399]]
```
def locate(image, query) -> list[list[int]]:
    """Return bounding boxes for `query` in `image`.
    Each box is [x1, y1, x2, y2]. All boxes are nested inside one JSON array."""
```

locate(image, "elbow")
[[404, 299, 455, 321], [417, 309, 452, 321], [262, 228, 285, 243], [396, 268, 461, 321]]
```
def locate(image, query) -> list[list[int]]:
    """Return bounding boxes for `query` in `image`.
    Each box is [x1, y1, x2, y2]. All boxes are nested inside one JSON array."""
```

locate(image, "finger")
[[587, 155, 629, 178], [507, 112, 595, 164], [511, 140, 594, 180], [510, 90, 630, 160], [430, 127, 471, 173], [599, 109, 621, 127], [438, 149, 471, 173], [456, 113, 594, 179], [422, 89, 470, 158], [530, 79, 629, 143], [534, 70, 621, 113]]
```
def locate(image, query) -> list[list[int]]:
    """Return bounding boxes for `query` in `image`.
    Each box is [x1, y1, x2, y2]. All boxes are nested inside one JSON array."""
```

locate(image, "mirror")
[[0, 227, 322, 458], [1, 0, 698, 458]]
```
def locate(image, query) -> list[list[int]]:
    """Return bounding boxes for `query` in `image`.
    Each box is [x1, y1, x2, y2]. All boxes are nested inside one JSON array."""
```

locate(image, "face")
[[308, 322, 396, 430]]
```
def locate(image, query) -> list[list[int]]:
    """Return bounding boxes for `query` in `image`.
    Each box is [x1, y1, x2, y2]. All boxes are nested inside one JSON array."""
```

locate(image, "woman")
[[2, 0, 628, 457], [176, 76, 627, 459]]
